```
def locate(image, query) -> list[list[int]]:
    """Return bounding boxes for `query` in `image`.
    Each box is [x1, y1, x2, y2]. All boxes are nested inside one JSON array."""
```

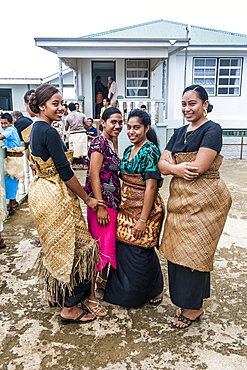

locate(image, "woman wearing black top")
[[158, 85, 232, 328], [28, 84, 105, 324]]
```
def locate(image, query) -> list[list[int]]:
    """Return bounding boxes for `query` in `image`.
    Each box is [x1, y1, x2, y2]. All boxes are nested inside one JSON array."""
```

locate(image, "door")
[[92, 61, 115, 118]]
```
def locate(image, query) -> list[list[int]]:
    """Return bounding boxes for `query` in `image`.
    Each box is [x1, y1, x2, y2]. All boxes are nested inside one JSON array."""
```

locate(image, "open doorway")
[[92, 61, 115, 118]]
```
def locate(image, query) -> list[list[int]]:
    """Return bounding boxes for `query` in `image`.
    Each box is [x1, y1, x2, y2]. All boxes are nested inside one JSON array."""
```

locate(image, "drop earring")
[[203, 109, 208, 117]]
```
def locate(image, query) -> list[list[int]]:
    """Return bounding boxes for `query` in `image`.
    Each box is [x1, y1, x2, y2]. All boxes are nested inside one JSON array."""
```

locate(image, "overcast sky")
[[1, 0, 247, 78]]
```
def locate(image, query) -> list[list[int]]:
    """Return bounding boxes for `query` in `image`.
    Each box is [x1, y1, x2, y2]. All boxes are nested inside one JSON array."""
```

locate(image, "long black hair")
[[127, 109, 159, 147]]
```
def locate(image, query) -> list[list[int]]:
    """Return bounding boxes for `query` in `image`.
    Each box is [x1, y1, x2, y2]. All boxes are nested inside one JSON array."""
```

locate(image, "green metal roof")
[[82, 19, 247, 46]]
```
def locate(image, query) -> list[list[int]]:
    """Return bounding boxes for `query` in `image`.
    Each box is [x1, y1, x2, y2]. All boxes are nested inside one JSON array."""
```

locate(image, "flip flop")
[[60, 310, 96, 324], [149, 295, 163, 306]]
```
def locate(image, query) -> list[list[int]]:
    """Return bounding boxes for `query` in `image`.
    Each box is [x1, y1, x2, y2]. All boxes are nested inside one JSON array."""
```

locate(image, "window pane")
[[138, 89, 148, 96], [138, 61, 149, 68], [205, 59, 216, 66], [138, 71, 148, 78], [205, 69, 215, 76], [127, 61, 138, 68], [230, 69, 240, 76], [220, 59, 230, 66], [194, 59, 205, 66], [219, 69, 229, 76], [229, 87, 239, 94], [219, 78, 229, 85], [218, 88, 228, 94], [230, 78, 240, 85], [194, 68, 205, 76], [231, 59, 241, 66], [205, 87, 215, 95], [127, 71, 138, 78]]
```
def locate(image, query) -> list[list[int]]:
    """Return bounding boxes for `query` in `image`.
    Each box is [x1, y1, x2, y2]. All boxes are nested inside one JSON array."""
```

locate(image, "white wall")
[[166, 50, 247, 129]]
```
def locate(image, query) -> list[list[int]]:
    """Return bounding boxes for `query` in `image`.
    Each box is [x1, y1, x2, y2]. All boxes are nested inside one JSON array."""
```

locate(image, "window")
[[193, 58, 242, 96], [0, 89, 13, 110], [125, 60, 149, 97]]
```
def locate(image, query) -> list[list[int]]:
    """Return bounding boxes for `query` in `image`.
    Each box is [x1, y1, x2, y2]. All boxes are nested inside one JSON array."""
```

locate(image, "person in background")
[[28, 83, 106, 324], [65, 103, 87, 169], [0, 113, 24, 213], [85, 118, 98, 145], [75, 102, 80, 112], [108, 77, 118, 107], [95, 76, 105, 118], [12, 111, 32, 141], [140, 104, 151, 119], [104, 109, 164, 308], [84, 107, 123, 316], [100, 98, 111, 122], [158, 84, 232, 329]]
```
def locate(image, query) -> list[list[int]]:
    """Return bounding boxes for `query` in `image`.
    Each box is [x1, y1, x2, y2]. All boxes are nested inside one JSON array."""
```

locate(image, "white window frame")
[[125, 60, 149, 98], [217, 58, 242, 96], [193, 57, 243, 96]]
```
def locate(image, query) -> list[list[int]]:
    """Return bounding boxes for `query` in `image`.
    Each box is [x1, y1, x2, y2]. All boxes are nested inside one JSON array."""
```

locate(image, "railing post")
[[240, 131, 244, 160]]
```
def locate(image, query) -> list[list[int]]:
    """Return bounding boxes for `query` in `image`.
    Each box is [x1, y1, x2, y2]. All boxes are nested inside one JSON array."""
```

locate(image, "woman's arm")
[[132, 178, 157, 240], [89, 151, 110, 227], [65, 175, 105, 211], [158, 150, 199, 180], [158, 147, 217, 180]]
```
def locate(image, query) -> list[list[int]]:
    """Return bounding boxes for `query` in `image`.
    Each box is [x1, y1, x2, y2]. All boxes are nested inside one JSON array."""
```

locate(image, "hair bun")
[[207, 103, 213, 113], [29, 92, 39, 114]]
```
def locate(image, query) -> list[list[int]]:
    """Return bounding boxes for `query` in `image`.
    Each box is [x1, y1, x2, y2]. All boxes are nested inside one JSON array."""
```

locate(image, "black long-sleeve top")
[[30, 121, 74, 182]]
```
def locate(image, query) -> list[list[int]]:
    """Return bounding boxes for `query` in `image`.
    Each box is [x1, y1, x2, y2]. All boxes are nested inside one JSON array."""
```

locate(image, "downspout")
[[183, 25, 191, 124], [58, 57, 63, 95]]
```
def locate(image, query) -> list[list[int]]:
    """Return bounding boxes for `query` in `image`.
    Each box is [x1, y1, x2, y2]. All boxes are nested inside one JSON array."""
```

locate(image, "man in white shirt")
[[108, 76, 118, 107]]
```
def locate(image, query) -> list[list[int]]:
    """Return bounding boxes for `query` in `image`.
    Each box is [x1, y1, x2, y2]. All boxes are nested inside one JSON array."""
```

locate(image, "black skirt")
[[104, 240, 163, 308], [168, 261, 210, 310], [58, 273, 91, 308]]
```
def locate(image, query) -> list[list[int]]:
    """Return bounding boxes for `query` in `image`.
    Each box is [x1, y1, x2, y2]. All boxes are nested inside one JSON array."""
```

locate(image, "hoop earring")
[[203, 109, 208, 117]]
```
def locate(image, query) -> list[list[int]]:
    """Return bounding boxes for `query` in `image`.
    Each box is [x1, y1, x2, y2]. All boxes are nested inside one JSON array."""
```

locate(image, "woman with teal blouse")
[[104, 109, 164, 307]]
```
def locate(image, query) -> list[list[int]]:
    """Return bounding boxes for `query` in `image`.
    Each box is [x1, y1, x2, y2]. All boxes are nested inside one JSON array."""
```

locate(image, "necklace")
[[184, 130, 194, 144]]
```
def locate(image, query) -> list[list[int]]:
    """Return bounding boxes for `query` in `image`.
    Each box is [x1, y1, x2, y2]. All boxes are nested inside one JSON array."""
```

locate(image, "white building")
[[34, 19, 247, 130]]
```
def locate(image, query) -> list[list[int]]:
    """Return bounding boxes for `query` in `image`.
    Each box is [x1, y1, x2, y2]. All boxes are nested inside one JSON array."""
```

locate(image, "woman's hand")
[[96, 206, 110, 227], [165, 151, 176, 164], [132, 219, 146, 240], [173, 162, 199, 181], [85, 197, 106, 211]]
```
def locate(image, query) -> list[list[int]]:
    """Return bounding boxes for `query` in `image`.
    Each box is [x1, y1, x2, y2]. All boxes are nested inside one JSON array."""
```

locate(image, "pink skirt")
[[87, 206, 117, 271]]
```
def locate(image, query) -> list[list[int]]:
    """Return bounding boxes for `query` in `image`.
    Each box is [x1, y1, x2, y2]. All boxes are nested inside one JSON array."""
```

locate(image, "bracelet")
[[139, 218, 147, 223]]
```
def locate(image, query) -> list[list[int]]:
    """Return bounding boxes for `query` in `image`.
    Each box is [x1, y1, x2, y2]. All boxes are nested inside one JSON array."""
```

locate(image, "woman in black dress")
[[158, 85, 232, 328], [28, 84, 105, 324]]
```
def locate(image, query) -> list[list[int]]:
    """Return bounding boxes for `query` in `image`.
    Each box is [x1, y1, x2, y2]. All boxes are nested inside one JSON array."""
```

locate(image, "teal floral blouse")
[[120, 141, 162, 182]]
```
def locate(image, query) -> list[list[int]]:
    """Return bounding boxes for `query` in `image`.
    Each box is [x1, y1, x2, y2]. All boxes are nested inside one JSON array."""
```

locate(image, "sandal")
[[171, 311, 204, 329], [81, 299, 108, 317], [7, 202, 19, 211], [149, 295, 163, 306], [0, 238, 6, 249], [60, 310, 96, 324], [96, 275, 107, 291]]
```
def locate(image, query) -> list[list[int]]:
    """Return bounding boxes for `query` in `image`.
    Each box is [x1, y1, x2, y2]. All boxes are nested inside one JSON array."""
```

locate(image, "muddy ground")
[[0, 159, 246, 370]]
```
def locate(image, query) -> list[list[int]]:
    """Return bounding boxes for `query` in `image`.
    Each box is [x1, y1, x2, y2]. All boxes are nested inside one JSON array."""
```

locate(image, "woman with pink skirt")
[[83, 107, 123, 316]]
